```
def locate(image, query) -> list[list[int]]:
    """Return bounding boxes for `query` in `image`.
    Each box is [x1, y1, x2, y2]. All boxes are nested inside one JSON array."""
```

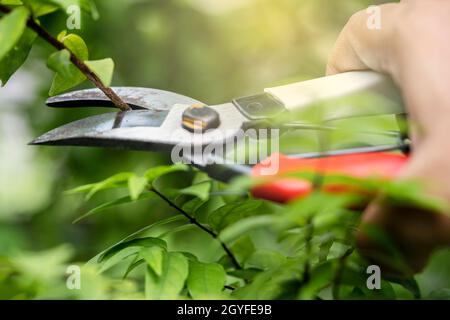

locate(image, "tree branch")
[[150, 187, 242, 270], [302, 220, 314, 283], [331, 248, 353, 300], [0, 4, 130, 111], [331, 233, 354, 300]]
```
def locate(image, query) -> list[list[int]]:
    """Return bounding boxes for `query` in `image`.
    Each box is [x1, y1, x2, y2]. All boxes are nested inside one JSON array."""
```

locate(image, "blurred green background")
[[1, 0, 379, 257], [7, 0, 447, 300]]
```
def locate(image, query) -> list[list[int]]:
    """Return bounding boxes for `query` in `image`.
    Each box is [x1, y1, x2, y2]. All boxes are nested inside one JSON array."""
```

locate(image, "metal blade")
[[30, 110, 170, 150], [46, 87, 202, 110], [31, 103, 249, 152]]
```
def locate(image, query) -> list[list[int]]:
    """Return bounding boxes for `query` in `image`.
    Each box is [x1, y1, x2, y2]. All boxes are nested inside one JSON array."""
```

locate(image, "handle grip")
[[251, 152, 409, 203], [265, 71, 404, 120]]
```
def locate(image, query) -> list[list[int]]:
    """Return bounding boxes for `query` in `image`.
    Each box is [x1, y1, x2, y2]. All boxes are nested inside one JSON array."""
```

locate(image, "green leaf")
[[81, 0, 98, 19], [145, 252, 189, 300], [234, 258, 304, 300], [361, 224, 409, 273], [140, 246, 165, 277], [69, 172, 134, 200], [220, 215, 276, 243], [284, 192, 360, 227], [0, 7, 29, 61], [85, 58, 114, 87], [11, 244, 74, 282], [40, 0, 99, 19], [182, 198, 206, 215], [178, 181, 211, 201], [389, 277, 421, 300], [0, 28, 36, 85], [99, 237, 166, 262], [416, 248, 450, 298], [65, 183, 95, 194], [145, 164, 188, 183], [297, 261, 334, 299], [428, 288, 450, 300], [22, 1, 59, 16], [59, 32, 89, 60], [187, 261, 226, 299], [0, 0, 23, 5], [73, 192, 153, 223], [22, 0, 59, 17], [128, 175, 148, 201], [192, 171, 211, 184], [97, 237, 167, 273], [228, 268, 261, 282], [208, 200, 264, 231], [327, 242, 352, 260], [49, 68, 85, 96], [245, 250, 287, 270], [339, 265, 397, 299], [121, 216, 187, 243], [157, 224, 196, 239], [47, 49, 72, 78], [192, 195, 226, 224], [86, 216, 184, 267], [45, 0, 81, 10], [98, 246, 140, 273], [229, 236, 255, 264], [86, 172, 135, 199], [56, 30, 67, 41], [179, 251, 198, 262], [48, 33, 90, 95], [122, 256, 144, 279]]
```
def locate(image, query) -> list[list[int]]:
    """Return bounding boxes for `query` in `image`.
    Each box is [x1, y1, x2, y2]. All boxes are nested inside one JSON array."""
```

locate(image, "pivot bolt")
[[182, 104, 221, 132]]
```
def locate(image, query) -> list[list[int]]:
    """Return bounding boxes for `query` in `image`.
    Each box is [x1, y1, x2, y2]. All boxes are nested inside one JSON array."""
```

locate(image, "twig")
[[331, 248, 353, 300], [331, 232, 354, 300], [224, 285, 235, 291], [150, 187, 242, 270], [302, 220, 314, 283], [0, 4, 130, 111]]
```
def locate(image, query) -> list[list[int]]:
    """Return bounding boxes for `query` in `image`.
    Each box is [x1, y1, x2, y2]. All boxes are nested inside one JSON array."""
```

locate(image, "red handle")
[[251, 152, 409, 203]]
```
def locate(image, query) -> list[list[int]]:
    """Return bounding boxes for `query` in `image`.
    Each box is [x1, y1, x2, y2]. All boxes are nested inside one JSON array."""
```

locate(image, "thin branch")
[[331, 248, 353, 300], [302, 220, 314, 283], [150, 187, 242, 270], [331, 232, 354, 300], [224, 285, 235, 291], [0, 4, 130, 111]]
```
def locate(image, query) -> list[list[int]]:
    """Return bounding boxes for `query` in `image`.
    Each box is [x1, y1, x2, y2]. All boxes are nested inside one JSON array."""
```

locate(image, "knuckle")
[[345, 9, 367, 30]]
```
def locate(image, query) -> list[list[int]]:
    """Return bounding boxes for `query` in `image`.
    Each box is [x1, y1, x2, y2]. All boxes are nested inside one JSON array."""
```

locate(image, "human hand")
[[327, 0, 450, 274]]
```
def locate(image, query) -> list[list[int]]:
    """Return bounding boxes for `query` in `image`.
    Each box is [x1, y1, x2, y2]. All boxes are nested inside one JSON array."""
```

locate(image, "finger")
[[326, 3, 401, 77]]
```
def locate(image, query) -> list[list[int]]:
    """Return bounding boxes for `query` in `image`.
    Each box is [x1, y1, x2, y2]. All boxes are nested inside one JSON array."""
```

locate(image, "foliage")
[[32, 162, 448, 300], [0, 0, 112, 93], [0, 0, 449, 300]]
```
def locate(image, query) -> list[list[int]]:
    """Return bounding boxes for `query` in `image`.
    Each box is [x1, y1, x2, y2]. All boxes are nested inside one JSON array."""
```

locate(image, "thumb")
[[326, 3, 400, 76]]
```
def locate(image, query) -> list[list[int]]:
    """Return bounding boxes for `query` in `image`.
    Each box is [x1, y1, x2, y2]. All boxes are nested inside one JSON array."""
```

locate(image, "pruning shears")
[[32, 71, 410, 203]]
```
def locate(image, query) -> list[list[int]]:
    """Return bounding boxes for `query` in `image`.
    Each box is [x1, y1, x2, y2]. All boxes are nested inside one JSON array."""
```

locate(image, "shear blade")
[[30, 110, 172, 149], [30, 103, 247, 152], [46, 87, 202, 110]]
